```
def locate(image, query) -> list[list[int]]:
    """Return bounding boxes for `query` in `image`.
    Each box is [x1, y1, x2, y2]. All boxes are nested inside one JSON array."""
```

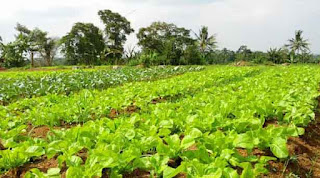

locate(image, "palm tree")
[[194, 26, 217, 58], [267, 48, 288, 64], [286, 30, 310, 62]]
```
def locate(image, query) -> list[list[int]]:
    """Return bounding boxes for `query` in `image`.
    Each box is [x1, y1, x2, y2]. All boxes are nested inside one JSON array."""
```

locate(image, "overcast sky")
[[1, 0, 320, 53]]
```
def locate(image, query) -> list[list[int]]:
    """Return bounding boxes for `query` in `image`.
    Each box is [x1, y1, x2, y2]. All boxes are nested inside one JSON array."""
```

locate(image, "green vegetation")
[[0, 66, 202, 105], [0, 9, 318, 69], [1, 65, 320, 177], [60, 23, 105, 65]]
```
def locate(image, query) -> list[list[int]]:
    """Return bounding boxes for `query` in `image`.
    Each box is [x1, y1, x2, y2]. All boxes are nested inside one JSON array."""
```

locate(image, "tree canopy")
[[194, 26, 217, 58], [137, 22, 194, 54], [60, 22, 105, 65], [0, 9, 318, 68], [98, 9, 134, 60]]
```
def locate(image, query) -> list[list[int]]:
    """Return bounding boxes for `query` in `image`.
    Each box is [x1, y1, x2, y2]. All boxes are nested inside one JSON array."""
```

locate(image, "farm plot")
[[1, 65, 320, 177], [0, 66, 203, 105]]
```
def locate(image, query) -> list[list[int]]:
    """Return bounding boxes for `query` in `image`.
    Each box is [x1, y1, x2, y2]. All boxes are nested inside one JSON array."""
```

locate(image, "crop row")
[[0, 66, 203, 105], [1, 66, 320, 177], [0, 66, 258, 175]]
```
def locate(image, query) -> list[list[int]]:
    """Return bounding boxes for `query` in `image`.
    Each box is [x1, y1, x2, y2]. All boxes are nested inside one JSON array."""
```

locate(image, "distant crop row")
[[0, 66, 203, 105]]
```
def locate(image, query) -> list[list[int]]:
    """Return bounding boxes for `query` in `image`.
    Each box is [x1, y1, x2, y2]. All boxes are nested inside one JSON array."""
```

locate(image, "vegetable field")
[[1, 65, 320, 177]]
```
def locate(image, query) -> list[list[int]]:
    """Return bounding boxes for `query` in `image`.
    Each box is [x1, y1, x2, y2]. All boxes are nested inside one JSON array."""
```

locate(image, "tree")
[[137, 22, 194, 65], [98, 9, 134, 61], [39, 37, 59, 66], [15, 23, 48, 67], [194, 26, 217, 59], [299, 52, 313, 63], [251, 51, 267, 64], [1, 35, 28, 68], [137, 22, 193, 53], [60, 22, 105, 65], [0, 37, 4, 65], [267, 48, 288, 64], [286, 30, 310, 62], [235, 45, 252, 61], [183, 44, 203, 65]]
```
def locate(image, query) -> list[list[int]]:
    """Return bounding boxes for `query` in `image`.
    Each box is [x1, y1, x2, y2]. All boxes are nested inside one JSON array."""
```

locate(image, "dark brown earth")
[[76, 148, 88, 164], [266, 120, 320, 178], [24, 124, 51, 139], [265, 97, 320, 178], [108, 105, 141, 119], [23, 122, 82, 139], [151, 97, 166, 104], [123, 169, 151, 178], [1, 156, 63, 178]]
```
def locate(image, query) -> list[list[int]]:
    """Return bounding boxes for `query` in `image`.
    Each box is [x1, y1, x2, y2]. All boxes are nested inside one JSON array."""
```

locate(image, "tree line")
[[0, 9, 318, 68]]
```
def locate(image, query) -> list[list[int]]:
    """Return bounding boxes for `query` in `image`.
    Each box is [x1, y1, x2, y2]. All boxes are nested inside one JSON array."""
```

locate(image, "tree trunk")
[[46, 57, 50, 66], [46, 56, 51, 66], [31, 52, 34, 68]]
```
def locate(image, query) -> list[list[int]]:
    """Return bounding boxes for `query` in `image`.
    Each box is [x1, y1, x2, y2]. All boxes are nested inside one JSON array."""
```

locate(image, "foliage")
[[0, 66, 202, 104], [206, 48, 236, 64], [98, 9, 134, 61], [0, 35, 28, 68], [39, 37, 59, 66], [286, 30, 310, 55], [1, 66, 320, 177], [267, 48, 288, 64], [60, 23, 105, 65], [137, 22, 194, 64], [15, 23, 48, 67], [286, 30, 310, 63], [182, 44, 203, 65], [251, 51, 268, 64], [235, 45, 252, 61], [194, 26, 217, 58]]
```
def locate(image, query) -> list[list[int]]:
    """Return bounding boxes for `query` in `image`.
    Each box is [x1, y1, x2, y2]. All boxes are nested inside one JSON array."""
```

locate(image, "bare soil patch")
[[108, 105, 141, 119], [123, 169, 151, 178], [1, 155, 63, 178], [23, 122, 82, 139], [151, 97, 166, 104]]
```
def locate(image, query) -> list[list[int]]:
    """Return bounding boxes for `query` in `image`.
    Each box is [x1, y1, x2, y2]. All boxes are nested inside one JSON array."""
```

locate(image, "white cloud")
[[0, 0, 319, 53]]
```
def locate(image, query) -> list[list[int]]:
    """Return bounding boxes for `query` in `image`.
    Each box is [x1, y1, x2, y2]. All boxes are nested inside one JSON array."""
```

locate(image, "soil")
[[59, 120, 83, 128], [108, 108, 119, 119], [24, 124, 51, 139], [263, 118, 280, 128], [265, 97, 320, 178], [76, 148, 88, 164], [236, 148, 273, 158], [265, 121, 320, 178], [108, 105, 141, 119], [175, 173, 187, 178], [1, 155, 64, 178], [125, 105, 140, 114], [23, 122, 82, 139], [151, 97, 166, 104], [168, 157, 183, 168], [123, 169, 151, 178], [233, 60, 253, 67]]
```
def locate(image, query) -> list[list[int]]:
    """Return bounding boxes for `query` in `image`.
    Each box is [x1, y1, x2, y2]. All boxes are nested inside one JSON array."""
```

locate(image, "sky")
[[1, 0, 320, 53]]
